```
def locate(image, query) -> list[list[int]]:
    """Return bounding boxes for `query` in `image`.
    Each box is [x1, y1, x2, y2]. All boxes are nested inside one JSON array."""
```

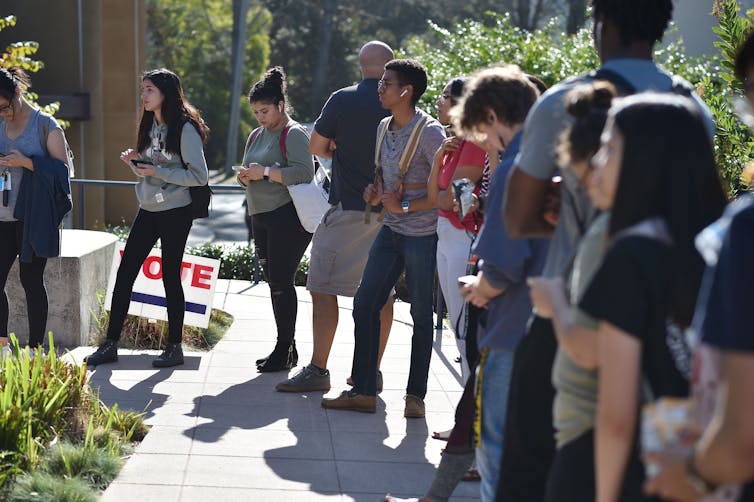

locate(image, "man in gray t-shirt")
[[322, 59, 445, 417], [496, 1, 714, 501]]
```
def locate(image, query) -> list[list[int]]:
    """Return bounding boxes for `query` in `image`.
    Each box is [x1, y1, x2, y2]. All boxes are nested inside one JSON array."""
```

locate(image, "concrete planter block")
[[6, 229, 119, 348]]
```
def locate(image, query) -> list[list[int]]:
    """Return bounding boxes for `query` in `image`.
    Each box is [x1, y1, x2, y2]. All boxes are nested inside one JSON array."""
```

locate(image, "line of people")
[[4, 1, 754, 499]]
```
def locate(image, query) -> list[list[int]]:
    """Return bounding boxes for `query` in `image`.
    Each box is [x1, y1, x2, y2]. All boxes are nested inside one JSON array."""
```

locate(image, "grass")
[[0, 334, 147, 497]]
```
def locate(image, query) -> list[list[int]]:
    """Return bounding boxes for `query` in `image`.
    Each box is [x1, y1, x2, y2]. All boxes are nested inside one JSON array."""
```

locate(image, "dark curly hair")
[[248, 66, 292, 114], [384, 59, 428, 105], [136, 68, 209, 154], [591, 0, 673, 46]]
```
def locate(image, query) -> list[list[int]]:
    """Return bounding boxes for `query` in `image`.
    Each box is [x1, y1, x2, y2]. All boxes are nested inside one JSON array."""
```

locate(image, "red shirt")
[[437, 140, 486, 233]]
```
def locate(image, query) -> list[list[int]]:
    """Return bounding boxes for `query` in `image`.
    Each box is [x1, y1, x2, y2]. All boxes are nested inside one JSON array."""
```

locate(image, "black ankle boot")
[[256, 341, 296, 372], [152, 342, 184, 368], [84, 340, 118, 366], [256, 340, 297, 368]]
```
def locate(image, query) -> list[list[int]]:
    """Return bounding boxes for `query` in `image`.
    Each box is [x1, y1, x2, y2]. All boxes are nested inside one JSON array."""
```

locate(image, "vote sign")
[[104, 243, 221, 328]]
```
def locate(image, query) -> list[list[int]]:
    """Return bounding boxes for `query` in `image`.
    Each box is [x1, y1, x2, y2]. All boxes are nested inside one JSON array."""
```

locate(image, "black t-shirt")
[[580, 236, 691, 399], [698, 195, 754, 352], [313, 78, 390, 211]]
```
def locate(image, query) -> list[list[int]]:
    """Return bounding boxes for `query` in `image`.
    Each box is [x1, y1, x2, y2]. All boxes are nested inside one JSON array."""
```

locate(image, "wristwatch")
[[401, 200, 410, 214], [685, 450, 717, 495], [263, 165, 270, 181]]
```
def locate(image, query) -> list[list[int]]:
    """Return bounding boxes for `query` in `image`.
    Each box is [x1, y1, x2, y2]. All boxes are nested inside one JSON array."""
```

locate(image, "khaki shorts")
[[306, 203, 382, 297]]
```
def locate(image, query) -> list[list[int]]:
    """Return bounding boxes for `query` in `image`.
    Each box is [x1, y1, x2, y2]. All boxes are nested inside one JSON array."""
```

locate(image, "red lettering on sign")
[[143, 256, 162, 279], [180, 261, 192, 281], [191, 264, 213, 290]]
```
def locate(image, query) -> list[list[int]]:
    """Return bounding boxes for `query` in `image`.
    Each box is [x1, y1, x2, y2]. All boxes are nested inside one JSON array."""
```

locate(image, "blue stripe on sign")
[[130, 292, 207, 315]]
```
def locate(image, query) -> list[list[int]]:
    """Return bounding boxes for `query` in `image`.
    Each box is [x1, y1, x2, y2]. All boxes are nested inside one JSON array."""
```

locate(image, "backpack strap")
[[278, 122, 292, 164], [394, 115, 428, 190]]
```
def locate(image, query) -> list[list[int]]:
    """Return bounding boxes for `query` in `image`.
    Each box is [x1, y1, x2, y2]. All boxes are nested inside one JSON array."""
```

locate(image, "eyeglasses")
[[378, 79, 404, 90], [0, 102, 12, 114]]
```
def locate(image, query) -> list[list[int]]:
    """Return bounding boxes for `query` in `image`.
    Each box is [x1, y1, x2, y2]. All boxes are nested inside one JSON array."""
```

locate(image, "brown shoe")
[[321, 390, 376, 413], [404, 394, 425, 418]]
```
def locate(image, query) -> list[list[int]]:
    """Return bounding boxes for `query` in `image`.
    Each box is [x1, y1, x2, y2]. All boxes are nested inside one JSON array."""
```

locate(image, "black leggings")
[[107, 205, 193, 344], [0, 221, 48, 347], [252, 202, 312, 345]]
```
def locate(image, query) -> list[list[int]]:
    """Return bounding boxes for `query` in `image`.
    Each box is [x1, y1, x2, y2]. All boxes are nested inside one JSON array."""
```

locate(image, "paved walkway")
[[67, 279, 481, 501]]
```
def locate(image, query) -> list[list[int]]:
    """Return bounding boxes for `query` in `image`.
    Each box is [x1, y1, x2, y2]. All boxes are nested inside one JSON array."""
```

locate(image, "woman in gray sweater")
[[237, 67, 314, 372], [86, 68, 209, 368]]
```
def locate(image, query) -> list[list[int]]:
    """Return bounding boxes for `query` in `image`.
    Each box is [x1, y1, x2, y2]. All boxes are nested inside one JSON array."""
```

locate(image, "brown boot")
[[404, 394, 425, 418], [321, 390, 376, 413]]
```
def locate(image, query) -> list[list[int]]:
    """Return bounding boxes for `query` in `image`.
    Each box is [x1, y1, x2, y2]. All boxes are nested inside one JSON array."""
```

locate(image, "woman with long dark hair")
[[85, 68, 209, 368], [0, 67, 72, 355], [237, 67, 314, 372], [578, 93, 727, 501]]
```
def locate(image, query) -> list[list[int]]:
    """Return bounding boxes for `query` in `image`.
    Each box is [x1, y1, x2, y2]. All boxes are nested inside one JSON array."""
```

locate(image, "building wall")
[[0, 0, 146, 227]]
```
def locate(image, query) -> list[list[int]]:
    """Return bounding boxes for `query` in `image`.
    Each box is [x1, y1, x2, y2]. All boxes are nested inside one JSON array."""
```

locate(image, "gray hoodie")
[[134, 121, 208, 212]]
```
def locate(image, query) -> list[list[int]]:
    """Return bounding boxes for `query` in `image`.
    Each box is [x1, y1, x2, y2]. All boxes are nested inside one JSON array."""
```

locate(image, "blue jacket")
[[13, 156, 72, 262]]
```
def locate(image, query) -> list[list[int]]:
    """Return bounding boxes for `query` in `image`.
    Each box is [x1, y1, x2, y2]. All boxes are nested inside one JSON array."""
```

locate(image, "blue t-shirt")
[[695, 195, 754, 352], [473, 131, 549, 350], [313, 79, 390, 211]]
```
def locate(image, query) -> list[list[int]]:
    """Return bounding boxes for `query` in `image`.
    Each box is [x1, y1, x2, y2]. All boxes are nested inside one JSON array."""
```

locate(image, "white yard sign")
[[105, 243, 221, 328]]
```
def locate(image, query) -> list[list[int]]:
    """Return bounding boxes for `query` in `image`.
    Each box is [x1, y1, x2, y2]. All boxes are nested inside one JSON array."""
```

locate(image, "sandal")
[[431, 429, 451, 441], [462, 468, 481, 482]]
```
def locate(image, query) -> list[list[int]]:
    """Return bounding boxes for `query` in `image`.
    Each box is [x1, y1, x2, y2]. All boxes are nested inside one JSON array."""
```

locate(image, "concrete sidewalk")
[[67, 279, 481, 501]]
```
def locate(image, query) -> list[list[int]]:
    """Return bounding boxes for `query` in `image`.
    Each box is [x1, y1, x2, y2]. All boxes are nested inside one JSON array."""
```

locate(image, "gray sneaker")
[[276, 364, 331, 392]]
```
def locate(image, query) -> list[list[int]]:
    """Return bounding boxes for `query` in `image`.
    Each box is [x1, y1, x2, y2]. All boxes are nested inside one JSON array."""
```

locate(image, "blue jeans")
[[351, 225, 437, 398], [476, 348, 515, 502]]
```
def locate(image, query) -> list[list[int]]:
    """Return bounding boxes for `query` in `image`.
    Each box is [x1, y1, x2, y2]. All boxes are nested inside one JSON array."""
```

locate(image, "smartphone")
[[232, 165, 246, 172], [457, 275, 477, 288], [130, 159, 154, 167]]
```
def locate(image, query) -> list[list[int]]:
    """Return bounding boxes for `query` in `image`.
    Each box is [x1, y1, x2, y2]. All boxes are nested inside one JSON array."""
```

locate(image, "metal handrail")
[[69, 178, 245, 229]]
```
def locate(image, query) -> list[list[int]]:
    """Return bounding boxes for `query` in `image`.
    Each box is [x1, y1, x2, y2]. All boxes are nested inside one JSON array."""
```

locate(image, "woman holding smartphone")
[[85, 68, 209, 368], [0, 67, 71, 355], [237, 67, 313, 372]]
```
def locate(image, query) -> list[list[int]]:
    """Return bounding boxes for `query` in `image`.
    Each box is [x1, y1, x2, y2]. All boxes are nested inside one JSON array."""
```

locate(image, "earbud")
[[278, 104, 283, 112], [400, 89, 408, 97]]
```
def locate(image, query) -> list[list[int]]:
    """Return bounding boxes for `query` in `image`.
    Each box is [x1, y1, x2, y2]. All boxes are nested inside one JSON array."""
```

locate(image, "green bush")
[[43, 442, 122, 490], [6, 472, 97, 502], [405, 10, 753, 196]]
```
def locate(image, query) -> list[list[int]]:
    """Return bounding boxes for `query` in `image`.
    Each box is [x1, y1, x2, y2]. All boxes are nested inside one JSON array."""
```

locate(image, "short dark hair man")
[[275, 41, 395, 393], [322, 59, 445, 416], [498, 1, 713, 501]]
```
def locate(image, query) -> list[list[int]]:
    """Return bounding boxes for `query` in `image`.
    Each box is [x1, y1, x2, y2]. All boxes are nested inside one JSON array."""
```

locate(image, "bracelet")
[[685, 449, 717, 495]]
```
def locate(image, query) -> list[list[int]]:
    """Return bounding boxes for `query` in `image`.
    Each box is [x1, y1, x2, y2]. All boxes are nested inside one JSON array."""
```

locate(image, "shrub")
[[6, 472, 97, 502], [43, 442, 122, 490]]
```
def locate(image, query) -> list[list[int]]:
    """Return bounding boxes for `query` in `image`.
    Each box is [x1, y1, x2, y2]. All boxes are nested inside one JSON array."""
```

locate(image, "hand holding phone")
[[457, 274, 477, 288], [130, 159, 154, 168], [232, 165, 246, 173]]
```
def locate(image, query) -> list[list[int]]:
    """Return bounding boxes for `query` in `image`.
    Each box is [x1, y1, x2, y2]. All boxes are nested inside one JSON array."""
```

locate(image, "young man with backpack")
[[498, 1, 713, 500], [322, 59, 445, 416]]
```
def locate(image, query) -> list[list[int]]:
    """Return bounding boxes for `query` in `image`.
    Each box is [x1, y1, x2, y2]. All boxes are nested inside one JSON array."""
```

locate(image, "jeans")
[[476, 348, 515, 502], [108, 205, 193, 344], [252, 202, 312, 345], [0, 221, 48, 347], [496, 316, 557, 502], [352, 225, 437, 397]]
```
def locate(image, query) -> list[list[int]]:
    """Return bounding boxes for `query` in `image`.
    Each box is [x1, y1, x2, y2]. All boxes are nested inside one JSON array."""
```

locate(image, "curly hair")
[[451, 65, 539, 138], [248, 66, 292, 114], [0, 67, 31, 101], [591, 0, 673, 46], [384, 59, 428, 105]]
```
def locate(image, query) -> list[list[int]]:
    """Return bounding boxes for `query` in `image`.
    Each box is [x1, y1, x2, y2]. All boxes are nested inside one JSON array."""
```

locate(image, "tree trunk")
[[310, 0, 335, 118], [516, 0, 532, 30], [225, 0, 250, 174], [566, 0, 587, 34]]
